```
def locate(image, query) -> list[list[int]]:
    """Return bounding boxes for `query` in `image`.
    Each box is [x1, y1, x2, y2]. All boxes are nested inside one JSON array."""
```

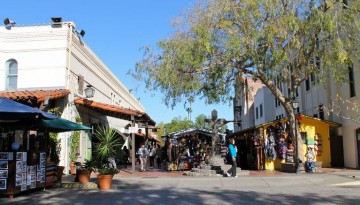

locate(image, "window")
[[275, 98, 281, 107], [305, 78, 310, 91], [260, 104, 263, 117], [300, 132, 307, 144], [319, 105, 324, 120], [349, 64, 356, 97], [256, 107, 259, 119], [295, 87, 299, 97], [234, 106, 242, 119], [78, 75, 84, 95], [276, 76, 283, 92], [343, 0, 348, 9], [6, 59, 18, 91]]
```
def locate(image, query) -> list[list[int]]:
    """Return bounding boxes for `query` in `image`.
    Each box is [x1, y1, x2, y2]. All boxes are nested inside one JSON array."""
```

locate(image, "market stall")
[[230, 115, 341, 172], [163, 128, 226, 171], [0, 97, 91, 198]]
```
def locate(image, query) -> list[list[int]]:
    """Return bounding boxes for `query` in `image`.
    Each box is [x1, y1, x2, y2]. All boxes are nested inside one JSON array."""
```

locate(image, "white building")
[[0, 18, 155, 173], [254, 87, 275, 126]]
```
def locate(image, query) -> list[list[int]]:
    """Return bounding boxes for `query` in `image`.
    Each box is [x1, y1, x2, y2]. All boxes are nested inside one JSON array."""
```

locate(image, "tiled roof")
[[135, 132, 161, 143], [74, 98, 156, 126], [0, 89, 70, 103]]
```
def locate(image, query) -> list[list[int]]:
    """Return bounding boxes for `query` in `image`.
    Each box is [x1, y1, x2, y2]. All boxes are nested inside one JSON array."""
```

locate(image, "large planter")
[[97, 174, 113, 189], [77, 170, 92, 183], [57, 166, 65, 181]]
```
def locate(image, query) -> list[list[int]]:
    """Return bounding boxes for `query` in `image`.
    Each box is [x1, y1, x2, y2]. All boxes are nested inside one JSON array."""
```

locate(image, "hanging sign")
[[128, 127, 138, 134]]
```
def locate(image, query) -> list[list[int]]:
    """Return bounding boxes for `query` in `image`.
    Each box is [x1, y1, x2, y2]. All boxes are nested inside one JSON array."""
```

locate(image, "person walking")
[[138, 144, 149, 171], [226, 137, 238, 177], [149, 146, 156, 168], [123, 146, 130, 168], [155, 144, 162, 168]]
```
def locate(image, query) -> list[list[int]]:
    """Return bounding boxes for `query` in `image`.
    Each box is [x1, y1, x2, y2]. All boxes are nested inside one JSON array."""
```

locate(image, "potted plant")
[[76, 158, 96, 183], [49, 133, 65, 181], [47, 108, 64, 181], [69, 130, 80, 174], [93, 126, 121, 189]]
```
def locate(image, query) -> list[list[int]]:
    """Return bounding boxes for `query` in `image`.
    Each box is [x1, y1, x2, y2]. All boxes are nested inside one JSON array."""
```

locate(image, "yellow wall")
[[299, 117, 332, 167], [262, 116, 334, 170]]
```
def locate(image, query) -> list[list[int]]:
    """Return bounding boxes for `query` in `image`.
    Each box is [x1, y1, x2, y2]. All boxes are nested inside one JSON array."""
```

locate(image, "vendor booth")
[[163, 128, 226, 171], [230, 115, 341, 172], [0, 97, 91, 198]]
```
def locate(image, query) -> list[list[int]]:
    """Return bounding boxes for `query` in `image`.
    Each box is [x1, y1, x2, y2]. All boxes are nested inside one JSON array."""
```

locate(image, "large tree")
[[134, 0, 360, 162]]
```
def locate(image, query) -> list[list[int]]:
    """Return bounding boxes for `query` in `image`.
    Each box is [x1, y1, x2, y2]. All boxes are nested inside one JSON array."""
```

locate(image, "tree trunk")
[[286, 104, 304, 164]]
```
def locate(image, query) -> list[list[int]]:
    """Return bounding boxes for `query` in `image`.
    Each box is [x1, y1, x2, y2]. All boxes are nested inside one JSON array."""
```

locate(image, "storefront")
[[231, 115, 341, 172]]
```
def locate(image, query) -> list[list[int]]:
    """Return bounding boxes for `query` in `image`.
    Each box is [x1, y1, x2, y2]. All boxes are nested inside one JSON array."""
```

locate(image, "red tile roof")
[[135, 132, 161, 143], [0, 90, 156, 125], [74, 98, 156, 126], [0, 89, 70, 103]]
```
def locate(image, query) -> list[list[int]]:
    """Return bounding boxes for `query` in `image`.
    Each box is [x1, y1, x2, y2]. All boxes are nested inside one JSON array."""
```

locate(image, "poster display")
[[0, 129, 50, 197], [0, 152, 9, 190], [38, 152, 46, 183], [15, 152, 29, 190]]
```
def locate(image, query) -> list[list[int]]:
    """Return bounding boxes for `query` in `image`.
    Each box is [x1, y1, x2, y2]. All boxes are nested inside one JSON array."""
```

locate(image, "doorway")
[[356, 128, 360, 168], [330, 128, 344, 167]]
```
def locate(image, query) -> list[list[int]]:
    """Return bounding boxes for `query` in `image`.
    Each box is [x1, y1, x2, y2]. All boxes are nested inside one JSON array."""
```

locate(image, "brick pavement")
[[62, 166, 359, 182]]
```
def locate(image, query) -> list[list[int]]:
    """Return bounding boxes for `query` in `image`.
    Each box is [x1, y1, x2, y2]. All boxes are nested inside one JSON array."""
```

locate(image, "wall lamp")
[[84, 85, 95, 98], [3, 18, 16, 27], [292, 100, 299, 110], [76, 29, 85, 37]]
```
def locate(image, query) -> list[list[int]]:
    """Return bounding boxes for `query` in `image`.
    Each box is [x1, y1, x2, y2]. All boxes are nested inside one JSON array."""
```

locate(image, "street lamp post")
[[292, 100, 300, 173]]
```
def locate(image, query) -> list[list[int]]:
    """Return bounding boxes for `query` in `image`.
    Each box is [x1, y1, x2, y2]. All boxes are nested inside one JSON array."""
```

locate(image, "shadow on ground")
[[1, 178, 359, 205]]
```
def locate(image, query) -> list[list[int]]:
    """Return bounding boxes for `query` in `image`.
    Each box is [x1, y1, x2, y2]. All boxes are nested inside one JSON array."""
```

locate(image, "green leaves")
[[93, 126, 122, 164], [70, 131, 80, 162], [132, 0, 360, 109]]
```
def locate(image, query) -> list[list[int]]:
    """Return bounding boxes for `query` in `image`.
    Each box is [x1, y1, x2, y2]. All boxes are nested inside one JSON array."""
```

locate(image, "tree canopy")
[[134, 0, 360, 162], [155, 114, 228, 136], [134, 0, 359, 110]]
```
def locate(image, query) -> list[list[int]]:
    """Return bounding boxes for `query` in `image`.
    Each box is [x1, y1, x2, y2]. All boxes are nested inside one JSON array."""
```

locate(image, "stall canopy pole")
[[131, 115, 136, 173]]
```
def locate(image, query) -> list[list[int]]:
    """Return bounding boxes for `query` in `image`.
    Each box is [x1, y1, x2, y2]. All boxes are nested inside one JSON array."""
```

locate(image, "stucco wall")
[[0, 25, 68, 90]]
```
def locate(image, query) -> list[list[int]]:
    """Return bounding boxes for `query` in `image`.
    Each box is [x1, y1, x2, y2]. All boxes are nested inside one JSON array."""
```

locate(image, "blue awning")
[[0, 97, 57, 120]]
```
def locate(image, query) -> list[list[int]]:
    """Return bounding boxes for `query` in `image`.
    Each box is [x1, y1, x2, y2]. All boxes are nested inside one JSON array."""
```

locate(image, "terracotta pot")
[[57, 166, 65, 181], [97, 174, 113, 189], [77, 170, 92, 183], [69, 162, 76, 175]]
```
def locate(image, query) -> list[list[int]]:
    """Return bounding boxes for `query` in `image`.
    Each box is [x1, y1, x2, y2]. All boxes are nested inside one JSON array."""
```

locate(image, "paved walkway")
[[1, 167, 359, 205]]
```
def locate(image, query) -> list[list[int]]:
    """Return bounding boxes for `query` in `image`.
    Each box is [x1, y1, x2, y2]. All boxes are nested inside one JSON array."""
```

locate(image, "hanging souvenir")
[[264, 126, 276, 161], [277, 141, 287, 159]]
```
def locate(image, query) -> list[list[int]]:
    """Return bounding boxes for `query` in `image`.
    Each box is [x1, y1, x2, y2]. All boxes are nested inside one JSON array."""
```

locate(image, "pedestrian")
[[123, 146, 130, 168], [138, 144, 149, 171], [226, 137, 238, 177], [305, 146, 316, 173], [149, 145, 156, 168], [155, 144, 162, 168]]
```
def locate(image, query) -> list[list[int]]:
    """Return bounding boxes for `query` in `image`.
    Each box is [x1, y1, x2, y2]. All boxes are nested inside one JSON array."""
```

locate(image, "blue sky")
[[1, 0, 234, 130]]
